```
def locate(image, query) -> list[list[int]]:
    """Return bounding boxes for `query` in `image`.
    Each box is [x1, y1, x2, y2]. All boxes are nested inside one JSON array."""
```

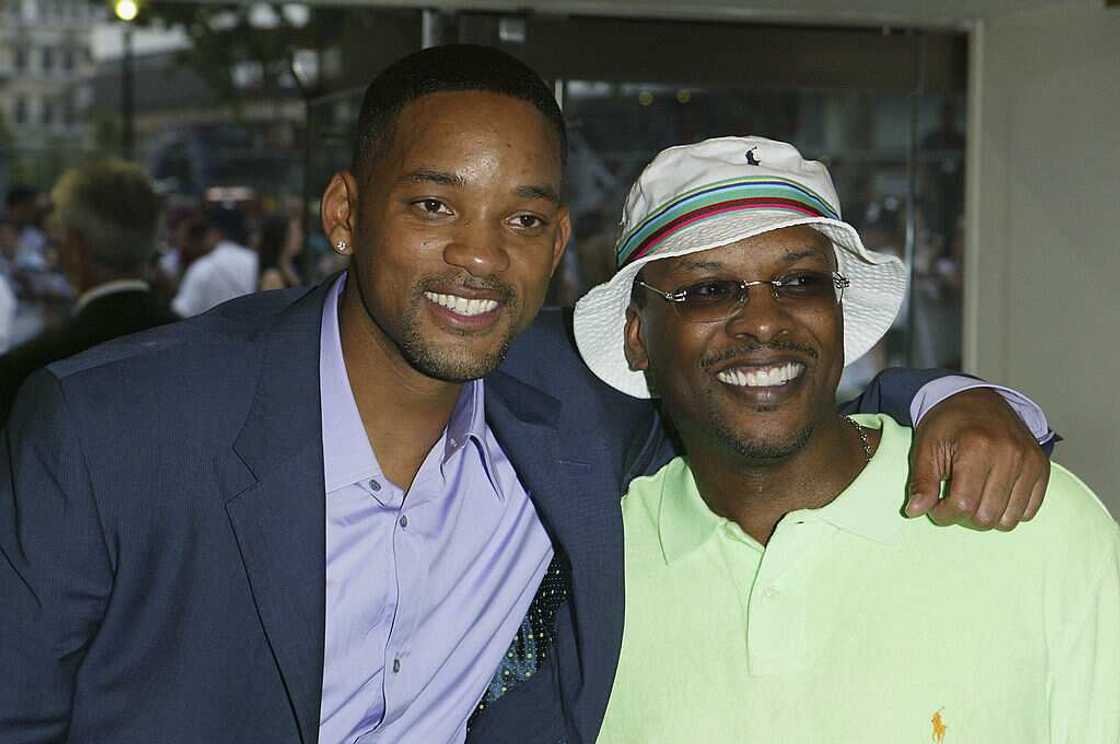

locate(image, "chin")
[[403, 339, 513, 382], [705, 405, 817, 463], [722, 425, 815, 462]]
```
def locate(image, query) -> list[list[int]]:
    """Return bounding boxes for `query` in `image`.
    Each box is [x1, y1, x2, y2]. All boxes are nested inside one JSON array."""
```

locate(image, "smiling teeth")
[[424, 292, 499, 317], [717, 363, 805, 388]]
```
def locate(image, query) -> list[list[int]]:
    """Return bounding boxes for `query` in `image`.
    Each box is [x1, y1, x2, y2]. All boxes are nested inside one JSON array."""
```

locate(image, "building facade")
[[0, 0, 99, 152]]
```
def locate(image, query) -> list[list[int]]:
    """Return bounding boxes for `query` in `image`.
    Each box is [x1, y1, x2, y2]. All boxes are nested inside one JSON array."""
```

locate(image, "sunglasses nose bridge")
[[740, 279, 783, 307], [721, 279, 779, 322]]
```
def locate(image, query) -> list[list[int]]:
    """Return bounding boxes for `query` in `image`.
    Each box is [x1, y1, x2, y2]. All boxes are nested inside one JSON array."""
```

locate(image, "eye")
[[413, 198, 453, 216], [775, 271, 832, 298], [508, 213, 547, 230], [678, 280, 740, 305]]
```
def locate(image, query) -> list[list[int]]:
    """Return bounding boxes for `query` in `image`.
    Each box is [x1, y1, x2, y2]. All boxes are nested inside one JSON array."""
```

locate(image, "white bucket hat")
[[572, 135, 908, 399]]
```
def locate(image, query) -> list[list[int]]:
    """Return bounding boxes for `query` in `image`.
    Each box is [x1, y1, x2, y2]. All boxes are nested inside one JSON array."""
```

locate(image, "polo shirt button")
[[392, 658, 401, 673], [762, 586, 779, 600], [399, 515, 408, 528], [368, 479, 381, 492]]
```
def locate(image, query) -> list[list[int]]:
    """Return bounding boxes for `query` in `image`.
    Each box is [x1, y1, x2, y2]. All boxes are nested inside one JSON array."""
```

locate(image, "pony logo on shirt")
[[931, 707, 948, 743]]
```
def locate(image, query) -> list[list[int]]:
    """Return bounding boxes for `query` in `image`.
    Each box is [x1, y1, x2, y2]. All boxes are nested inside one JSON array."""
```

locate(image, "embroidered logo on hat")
[[745, 147, 761, 165]]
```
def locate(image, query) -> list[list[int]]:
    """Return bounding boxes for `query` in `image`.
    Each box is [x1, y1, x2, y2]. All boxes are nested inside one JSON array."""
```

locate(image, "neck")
[[683, 415, 877, 545], [338, 280, 463, 490]]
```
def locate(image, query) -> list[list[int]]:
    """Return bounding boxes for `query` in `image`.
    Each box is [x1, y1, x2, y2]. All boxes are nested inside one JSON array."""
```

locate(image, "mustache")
[[699, 339, 818, 369], [417, 272, 517, 303]]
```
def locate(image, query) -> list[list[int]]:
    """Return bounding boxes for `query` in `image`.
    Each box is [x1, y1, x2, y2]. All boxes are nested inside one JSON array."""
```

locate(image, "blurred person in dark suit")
[[0, 160, 178, 423]]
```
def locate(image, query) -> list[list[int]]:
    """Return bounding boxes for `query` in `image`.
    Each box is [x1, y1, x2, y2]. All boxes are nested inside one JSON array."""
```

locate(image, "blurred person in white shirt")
[[172, 205, 258, 317]]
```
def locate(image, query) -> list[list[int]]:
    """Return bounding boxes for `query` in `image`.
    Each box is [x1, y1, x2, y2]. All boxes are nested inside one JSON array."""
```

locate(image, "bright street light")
[[114, 0, 139, 22]]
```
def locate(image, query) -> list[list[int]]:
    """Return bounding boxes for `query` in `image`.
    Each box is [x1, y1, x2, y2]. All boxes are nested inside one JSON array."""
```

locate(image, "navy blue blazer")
[[0, 279, 945, 743]]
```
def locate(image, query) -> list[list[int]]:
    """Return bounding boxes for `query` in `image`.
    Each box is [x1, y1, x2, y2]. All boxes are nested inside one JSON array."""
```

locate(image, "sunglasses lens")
[[675, 280, 744, 321], [774, 272, 837, 300]]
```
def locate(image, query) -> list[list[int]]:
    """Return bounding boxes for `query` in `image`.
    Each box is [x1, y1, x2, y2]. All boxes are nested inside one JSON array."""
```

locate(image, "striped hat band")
[[616, 176, 840, 268]]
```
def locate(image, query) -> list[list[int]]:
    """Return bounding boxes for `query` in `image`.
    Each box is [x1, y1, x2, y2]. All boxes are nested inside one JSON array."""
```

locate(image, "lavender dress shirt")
[[317, 275, 553, 744]]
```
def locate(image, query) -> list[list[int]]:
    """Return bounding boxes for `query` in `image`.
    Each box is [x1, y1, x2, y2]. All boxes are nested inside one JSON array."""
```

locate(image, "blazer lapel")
[[484, 370, 627, 741], [218, 285, 330, 744]]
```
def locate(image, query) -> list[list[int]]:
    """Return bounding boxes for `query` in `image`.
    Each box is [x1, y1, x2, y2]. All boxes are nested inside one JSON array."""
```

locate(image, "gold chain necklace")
[[846, 417, 873, 464]]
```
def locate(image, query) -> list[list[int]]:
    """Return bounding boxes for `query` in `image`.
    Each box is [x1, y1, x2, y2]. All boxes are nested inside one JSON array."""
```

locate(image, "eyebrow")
[[783, 248, 828, 263], [397, 170, 560, 205], [677, 247, 828, 273], [515, 184, 561, 204], [398, 169, 466, 188], [678, 258, 725, 271]]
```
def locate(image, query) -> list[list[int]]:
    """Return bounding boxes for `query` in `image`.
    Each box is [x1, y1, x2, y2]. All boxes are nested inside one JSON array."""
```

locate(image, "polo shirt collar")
[[804, 414, 908, 545], [655, 414, 908, 563], [657, 458, 726, 565]]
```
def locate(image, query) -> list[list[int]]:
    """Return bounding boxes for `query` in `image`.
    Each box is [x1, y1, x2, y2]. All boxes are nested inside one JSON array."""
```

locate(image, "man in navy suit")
[[0, 46, 1050, 744]]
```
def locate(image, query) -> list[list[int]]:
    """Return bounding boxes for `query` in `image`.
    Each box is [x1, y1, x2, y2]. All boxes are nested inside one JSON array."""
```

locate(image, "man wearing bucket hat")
[[575, 137, 1120, 742]]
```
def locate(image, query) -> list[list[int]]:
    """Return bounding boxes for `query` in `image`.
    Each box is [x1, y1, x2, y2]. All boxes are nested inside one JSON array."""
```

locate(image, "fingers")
[[995, 467, 1033, 531], [1023, 453, 1051, 521], [905, 472, 941, 518], [928, 461, 991, 527], [905, 432, 951, 518]]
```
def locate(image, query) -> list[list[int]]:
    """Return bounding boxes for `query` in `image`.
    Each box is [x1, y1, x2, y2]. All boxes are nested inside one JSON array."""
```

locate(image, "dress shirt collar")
[[320, 274, 377, 493], [319, 272, 497, 495], [656, 414, 905, 565], [74, 279, 150, 314]]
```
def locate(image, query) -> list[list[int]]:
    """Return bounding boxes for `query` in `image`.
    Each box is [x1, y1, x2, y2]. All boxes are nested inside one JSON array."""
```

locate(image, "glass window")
[[42, 46, 54, 72], [14, 97, 28, 125]]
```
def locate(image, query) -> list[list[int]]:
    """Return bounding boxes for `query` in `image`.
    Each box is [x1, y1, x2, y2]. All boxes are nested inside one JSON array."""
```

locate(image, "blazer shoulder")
[[502, 306, 643, 411], [47, 286, 311, 383]]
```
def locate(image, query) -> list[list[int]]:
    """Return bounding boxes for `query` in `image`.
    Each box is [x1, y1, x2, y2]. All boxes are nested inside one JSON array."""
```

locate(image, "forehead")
[[385, 91, 563, 176], [645, 225, 834, 278]]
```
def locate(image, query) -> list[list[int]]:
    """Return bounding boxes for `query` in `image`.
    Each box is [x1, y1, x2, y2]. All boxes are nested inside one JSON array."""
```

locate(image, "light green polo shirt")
[[598, 414, 1120, 744]]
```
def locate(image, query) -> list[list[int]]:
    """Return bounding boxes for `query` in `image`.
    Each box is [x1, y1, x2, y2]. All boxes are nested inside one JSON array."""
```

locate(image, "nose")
[[723, 284, 794, 343], [442, 222, 511, 277]]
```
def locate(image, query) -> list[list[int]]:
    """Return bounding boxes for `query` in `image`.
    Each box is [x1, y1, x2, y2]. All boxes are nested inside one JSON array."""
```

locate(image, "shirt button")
[[762, 586, 779, 600], [368, 479, 381, 492], [399, 515, 408, 528], [392, 658, 401, 673]]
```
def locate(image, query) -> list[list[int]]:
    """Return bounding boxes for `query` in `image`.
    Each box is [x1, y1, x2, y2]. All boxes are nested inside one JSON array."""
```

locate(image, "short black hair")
[[351, 44, 567, 183], [204, 205, 248, 246]]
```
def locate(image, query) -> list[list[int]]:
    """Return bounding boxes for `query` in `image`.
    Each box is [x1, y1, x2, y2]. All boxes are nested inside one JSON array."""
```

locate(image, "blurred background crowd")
[[0, 0, 1116, 508]]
